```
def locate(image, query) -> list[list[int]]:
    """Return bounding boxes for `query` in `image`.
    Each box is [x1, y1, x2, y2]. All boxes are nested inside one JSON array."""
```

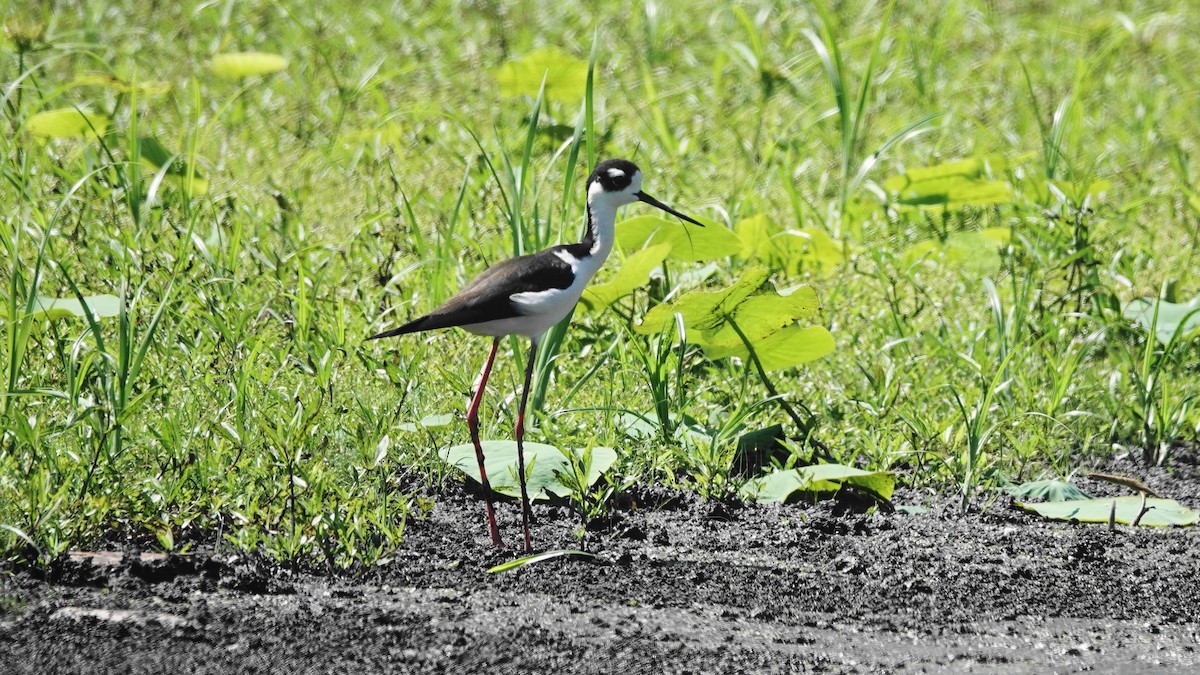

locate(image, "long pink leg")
[[467, 337, 503, 547], [514, 340, 537, 553]]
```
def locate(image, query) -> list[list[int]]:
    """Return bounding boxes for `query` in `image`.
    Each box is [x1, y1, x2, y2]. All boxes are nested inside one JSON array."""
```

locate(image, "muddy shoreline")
[[3, 459, 1199, 674]]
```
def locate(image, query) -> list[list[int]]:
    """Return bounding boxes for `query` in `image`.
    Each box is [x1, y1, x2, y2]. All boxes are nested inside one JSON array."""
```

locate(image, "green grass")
[[2, 0, 1199, 566]]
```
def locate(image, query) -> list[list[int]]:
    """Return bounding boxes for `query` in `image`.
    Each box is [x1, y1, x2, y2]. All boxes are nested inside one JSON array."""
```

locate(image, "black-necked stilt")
[[369, 159, 702, 552]]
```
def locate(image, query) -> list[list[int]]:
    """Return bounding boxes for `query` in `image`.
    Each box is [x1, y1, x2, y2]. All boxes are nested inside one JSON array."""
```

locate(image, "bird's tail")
[[366, 315, 430, 341]]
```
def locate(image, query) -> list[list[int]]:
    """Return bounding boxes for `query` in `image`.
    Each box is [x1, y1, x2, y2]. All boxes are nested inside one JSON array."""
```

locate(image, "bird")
[[368, 158, 703, 552]]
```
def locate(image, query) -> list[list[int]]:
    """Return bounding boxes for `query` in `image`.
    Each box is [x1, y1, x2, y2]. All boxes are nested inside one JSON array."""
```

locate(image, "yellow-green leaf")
[[884, 154, 1011, 192], [616, 215, 741, 262], [581, 243, 671, 310], [495, 46, 587, 104], [635, 268, 770, 335], [208, 52, 288, 78], [741, 464, 895, 503], [903, 227, 1011, 271], [692, 288, 822, 347], [26, 109, 109, 139], [703, 324, 835, 371]]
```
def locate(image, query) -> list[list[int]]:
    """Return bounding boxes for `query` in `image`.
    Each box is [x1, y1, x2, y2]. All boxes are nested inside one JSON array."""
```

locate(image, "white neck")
[[584, 181, 618, 264]]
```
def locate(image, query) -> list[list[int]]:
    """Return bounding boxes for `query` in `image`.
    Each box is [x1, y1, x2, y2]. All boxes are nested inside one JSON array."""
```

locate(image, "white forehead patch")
[[606, 168, 626, 179]]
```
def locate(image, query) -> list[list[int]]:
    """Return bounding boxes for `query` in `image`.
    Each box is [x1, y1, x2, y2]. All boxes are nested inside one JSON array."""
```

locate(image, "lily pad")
[[616, 215, 741, 262], [26, 109, 109, 139], [1018, 496, 1197, 527], [741, 464, 895, 503], [441, 441, 616, 500], [1123, 295, 1200, 345], [208, 52, 288, 78], [31, 295, 121, 321], [495, 46, 587, 104]]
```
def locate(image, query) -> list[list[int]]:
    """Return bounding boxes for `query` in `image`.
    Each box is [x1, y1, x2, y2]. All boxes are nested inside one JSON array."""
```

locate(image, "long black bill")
[[636, 191, 704, 226]]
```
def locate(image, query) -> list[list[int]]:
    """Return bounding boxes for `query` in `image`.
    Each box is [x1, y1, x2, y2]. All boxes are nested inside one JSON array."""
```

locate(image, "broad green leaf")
[[441, 442, 617, 500], [734, 216, 846, 274], [487, 549, 596, 574], [138, 136, 208, 196], [691, 287, 822, 347], [781, 227, 848, 273], [1018, 497, 1197, 527], [884, 154, 1011, 192], [903, 227, 1011, 271], [495, 46, 587, 104], [1002, 480, 1091, 502], [26, 109, 108, 139], [635, 268, 770, 335], [208, 52, 288, 78], [1123, 295, 1200, 345], [73, 73, 170, 95], [885, 154, 1014, 209], [741, 463, 895, 503], [31, 295, 121, 321], [581, 243, 671, 310], [616, 215, 741, 262], [702, 324, 835, 371], [734, 214, 776, 260], [896, 179, 1012, 208]]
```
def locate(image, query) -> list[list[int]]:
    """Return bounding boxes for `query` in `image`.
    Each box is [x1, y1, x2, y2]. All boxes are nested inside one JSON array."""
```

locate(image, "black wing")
[[367, 247, 576, 340]]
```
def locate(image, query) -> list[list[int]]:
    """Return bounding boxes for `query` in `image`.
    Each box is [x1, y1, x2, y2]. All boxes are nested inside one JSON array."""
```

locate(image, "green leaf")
[[733, 215, 847, 274], [885, 154, 1014, 209], [440, 442, 617, 500], [495, 47, 587, 104], [692, 288, 822, 347], [208, 52, 288, 78], [703, 324, 836, 371], [635, 268, 770, 335], [581, 243, 671, 310], [31, 295, 121, 321], [741, 463, 896, 503], [486, 549, 596, 574], [616, 215, 741, 262], [885, 154, 1011, 191], [26, 109, 109, 139], [903, 227, 1011, 271], [138, 136, 208, 196], [1018, 497, 1197, 527], [1123, 295, 1200, 345], [1002, 480, 1091, 502]]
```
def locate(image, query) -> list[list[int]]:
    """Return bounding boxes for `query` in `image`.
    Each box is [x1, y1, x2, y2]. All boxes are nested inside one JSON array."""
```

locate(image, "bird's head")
[[587, 158, 703, 226]]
